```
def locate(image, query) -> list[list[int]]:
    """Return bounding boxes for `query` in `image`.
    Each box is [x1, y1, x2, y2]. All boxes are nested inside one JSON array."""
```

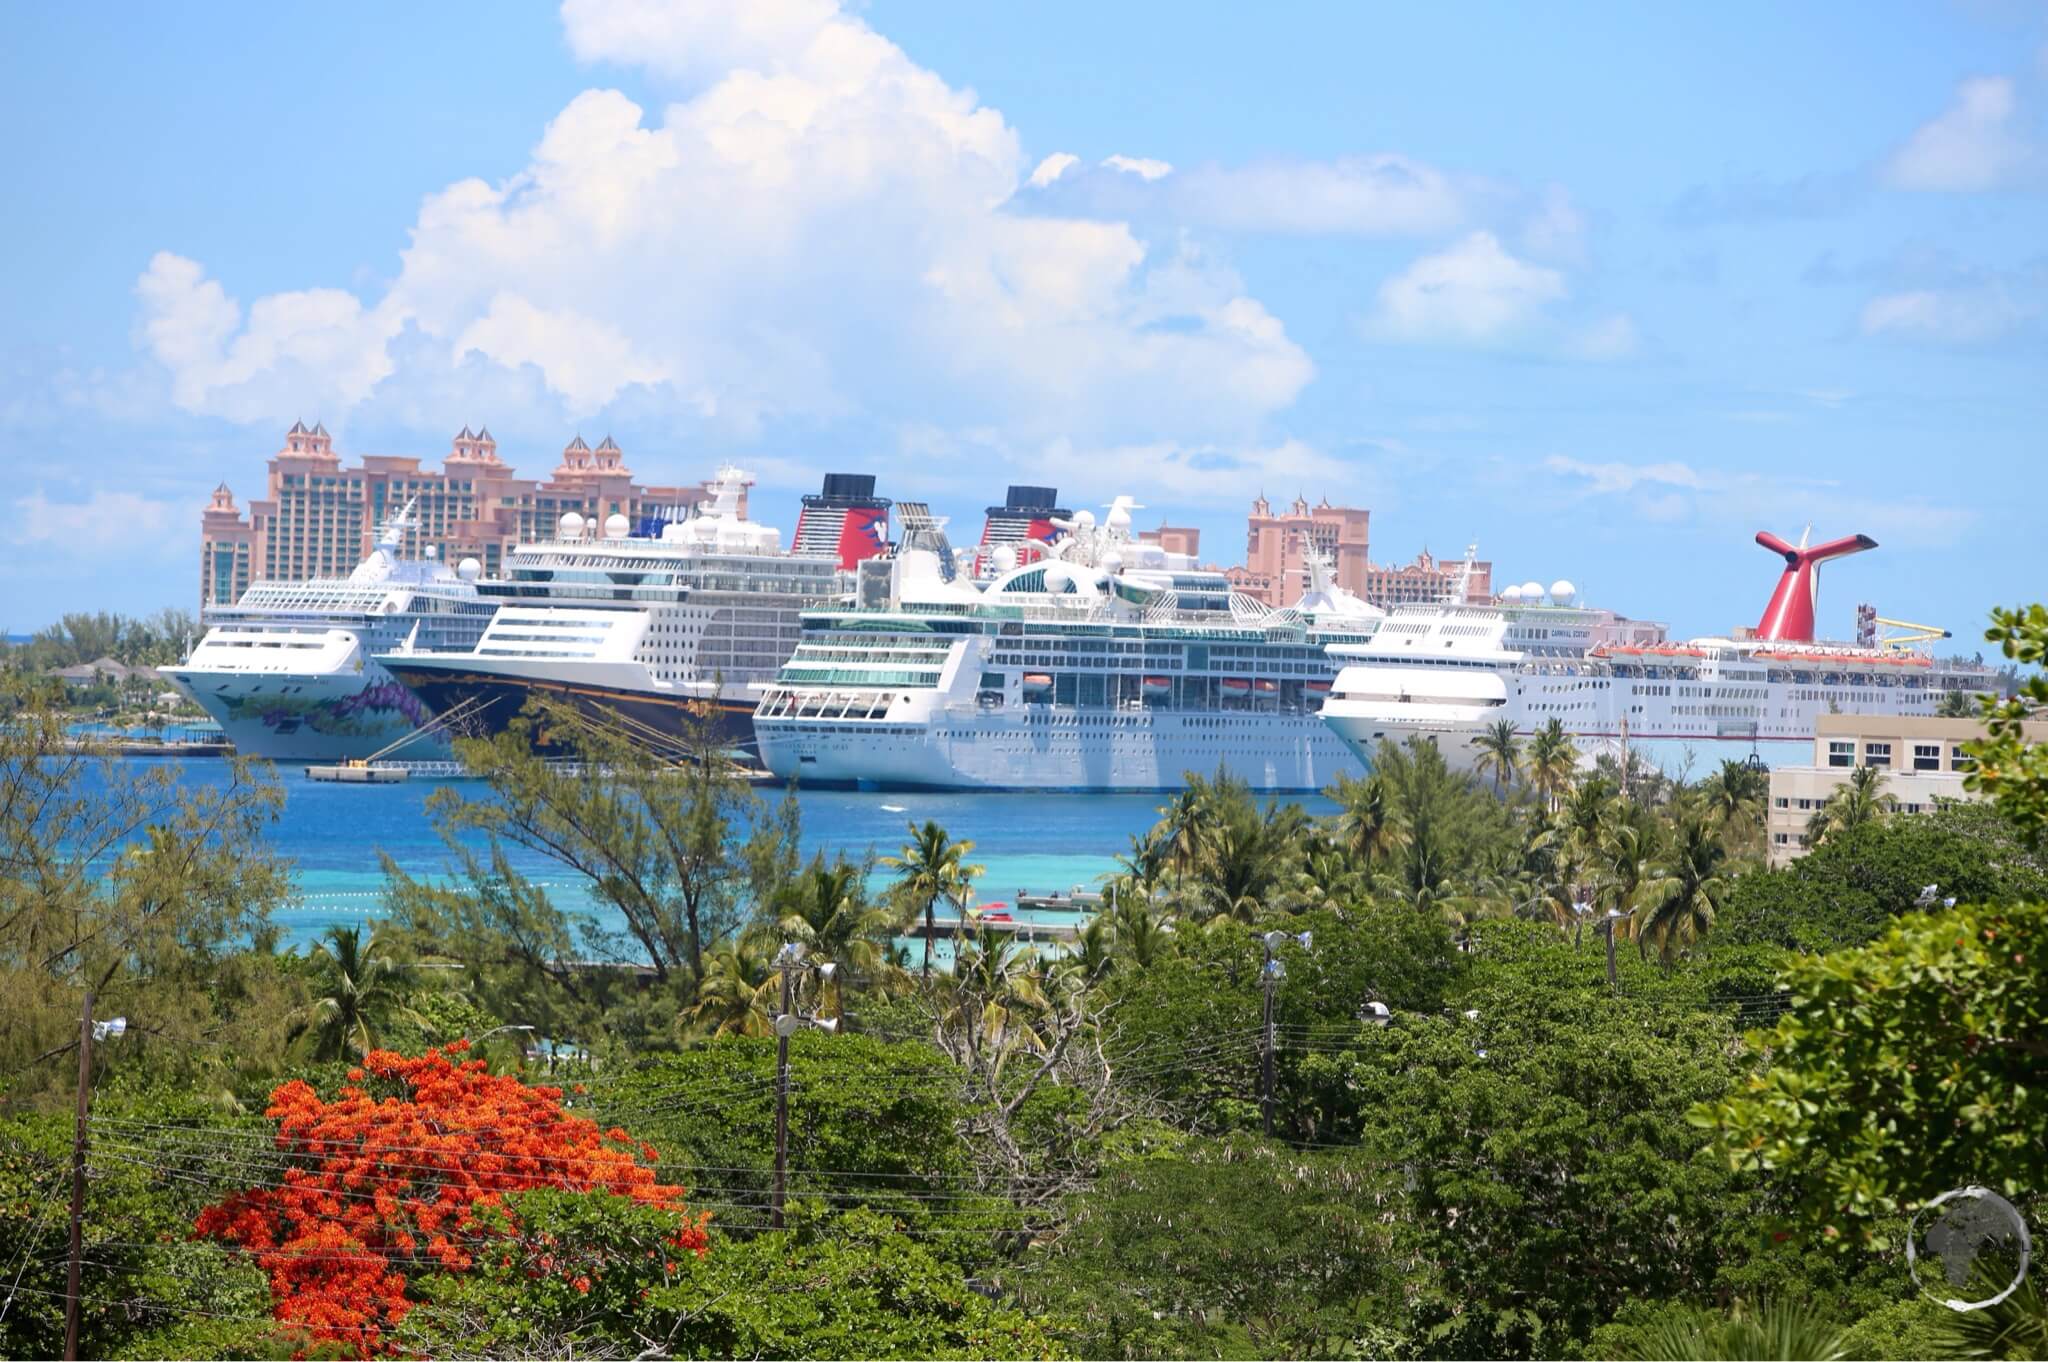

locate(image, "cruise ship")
[[378, 468, 861, 756], [166, 505, 497, 761], [1321, 529, 1996, 771], [751, 497, 1387, 791]]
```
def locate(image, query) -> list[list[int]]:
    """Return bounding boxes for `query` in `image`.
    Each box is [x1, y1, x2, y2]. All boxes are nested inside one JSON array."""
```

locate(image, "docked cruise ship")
[[166, 506, 497, 761], [378, 468, 859, 756], [1321, 529, 1996, 771], [752, 498, 1387, 791]]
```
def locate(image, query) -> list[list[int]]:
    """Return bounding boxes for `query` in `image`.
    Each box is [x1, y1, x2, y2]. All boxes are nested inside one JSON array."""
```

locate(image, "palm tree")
[[1329, 772, 1408, 869], [943, 926, 1051, 1082], [1633, 815, 1728, 964], [1156, 788, 1211, 903], [1624, 1299, 1850, 1361], [688, 935, 778, 1036], [1474, 717, 1521, 794], [1806, 763, 1892, 847], [881, 820, 985, 982], [772, 852, 901, 1015], [297, 926, 428, 1061], [1110, 899, 1177, 970], [1936, 687, 1978, 718], [1525, 718, 1578, 812]]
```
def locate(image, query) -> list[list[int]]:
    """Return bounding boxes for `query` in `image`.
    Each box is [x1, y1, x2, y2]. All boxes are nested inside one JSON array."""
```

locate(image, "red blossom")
[[194, 1043, 709, 1357]]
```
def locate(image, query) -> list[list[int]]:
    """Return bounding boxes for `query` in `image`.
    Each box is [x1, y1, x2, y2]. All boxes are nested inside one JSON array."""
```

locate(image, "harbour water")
[[100, 734, 1803, 956]]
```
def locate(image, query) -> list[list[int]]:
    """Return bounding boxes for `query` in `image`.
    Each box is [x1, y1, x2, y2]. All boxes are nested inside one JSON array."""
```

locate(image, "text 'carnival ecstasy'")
[[752, 497, 1386, 791], [1319, 528, 1997, 773], [166, 503, 496, 761]]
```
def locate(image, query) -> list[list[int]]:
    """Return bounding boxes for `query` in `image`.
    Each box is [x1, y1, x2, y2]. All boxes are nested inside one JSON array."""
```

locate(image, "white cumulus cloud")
[[1028, 152, 1079, 187], [1884, 76, 2034, 192], [1102, 154, 1174, 181], [132, 0, 1311, 448], [17, 488, 184, 556], [1366, 231, 1566, 344]]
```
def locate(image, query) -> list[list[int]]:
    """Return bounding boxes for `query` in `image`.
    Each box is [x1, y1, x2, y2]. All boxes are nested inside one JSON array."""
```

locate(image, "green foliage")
[[1601, 1298, 1851, 1361], [0, 608, 199, 672], [1021, 1136, 1397, 1360], [1714, 802, 2048, 953], [1696, 901, 2048, 1246], [1967, 603, 2048, 851], [1351, 982, 1745, 1359]]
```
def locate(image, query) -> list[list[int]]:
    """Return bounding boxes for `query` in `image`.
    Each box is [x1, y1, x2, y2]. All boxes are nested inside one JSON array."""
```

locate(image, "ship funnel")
[[1753, 528, 1877, 642]]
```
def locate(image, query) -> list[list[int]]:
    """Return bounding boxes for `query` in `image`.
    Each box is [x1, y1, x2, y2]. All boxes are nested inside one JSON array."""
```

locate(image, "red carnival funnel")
[[1753, 528, 1877, 642]]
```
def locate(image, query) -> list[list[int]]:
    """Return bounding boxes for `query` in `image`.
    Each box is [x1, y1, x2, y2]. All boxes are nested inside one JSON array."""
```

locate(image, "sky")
[[1, 0, 2043, 640]]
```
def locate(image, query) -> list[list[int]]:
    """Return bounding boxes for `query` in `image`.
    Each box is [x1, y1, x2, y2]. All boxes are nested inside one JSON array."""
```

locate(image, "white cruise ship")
[[1322, 530, 1996, 772], [379, 467, 853, 756], [752, 499, 1386, 791], [166, 506, 496, 761]]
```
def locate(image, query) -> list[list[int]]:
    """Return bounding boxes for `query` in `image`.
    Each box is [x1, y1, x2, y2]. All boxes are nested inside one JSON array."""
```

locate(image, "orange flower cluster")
[[194, 1041, 707, 1356]]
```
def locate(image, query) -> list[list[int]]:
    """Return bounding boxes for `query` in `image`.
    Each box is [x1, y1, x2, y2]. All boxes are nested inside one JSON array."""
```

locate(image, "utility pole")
[[65, 992, 92, 1362], [1260, 954, 1277, 1137], [772, 964, 794, 1230], [1600, 909, 1621, 988]]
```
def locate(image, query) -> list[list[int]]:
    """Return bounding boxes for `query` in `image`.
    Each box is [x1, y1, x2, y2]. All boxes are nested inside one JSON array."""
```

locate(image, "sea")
[[102, 732, 1806, 958]]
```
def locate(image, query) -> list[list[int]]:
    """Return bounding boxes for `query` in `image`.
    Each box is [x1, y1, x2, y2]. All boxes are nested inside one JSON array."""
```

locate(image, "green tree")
[[686, 935, 779, 1037], [882, 820, 984, 982], [1806, 763, 1893, 847], [771, 852, 899, 1016], [1633, 814, 1728, 963], [1936, 686, 1978, 718], [432, 696, 793, 986], [1328, 770, 1409, 869], [1612, 1299, 1852, 1362], [293, 925, 428, 1061], [1695, 900, 2048, 1248], [1526, 717, 1579, 811], [1022, 1138, 1397, 1360], [1966, 602, 2048, 850], [1475, 715, 1522, 793]]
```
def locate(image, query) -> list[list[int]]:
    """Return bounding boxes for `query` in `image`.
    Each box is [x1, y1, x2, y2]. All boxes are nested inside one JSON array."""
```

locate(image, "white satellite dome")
[[558, 511, 585, 539], [1099, 551, 1124, 576], [991, 544, 1018, 573], [457, 557, 481, 581], [1042, 562, 1072, 593], [1549, 579, 1577, 605], [423, 544, 439, 559], [1520, 580, 1545, 600], [604, 513, 630, 540], [1500, 584, 1524, 603], [1070, 508, 1096, 530]]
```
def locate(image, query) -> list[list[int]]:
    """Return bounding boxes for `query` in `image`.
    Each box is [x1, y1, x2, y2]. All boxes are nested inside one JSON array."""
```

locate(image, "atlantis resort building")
[[1222, 494, 1493, 609], [199, 422, 735, 607]]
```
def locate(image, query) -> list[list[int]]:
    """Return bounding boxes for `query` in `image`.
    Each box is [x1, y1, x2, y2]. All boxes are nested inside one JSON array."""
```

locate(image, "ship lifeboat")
[[1219, 678, 1252, 696], [1141, 675, 1172, 695], [1022, 673, 1053, 693], [1305, 679, 1332, 694], [1253, 679, 1279, 694]]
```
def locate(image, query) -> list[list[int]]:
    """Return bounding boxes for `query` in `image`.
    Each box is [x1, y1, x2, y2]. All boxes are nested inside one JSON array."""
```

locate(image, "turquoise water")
[[134, 762, 1336, 954]]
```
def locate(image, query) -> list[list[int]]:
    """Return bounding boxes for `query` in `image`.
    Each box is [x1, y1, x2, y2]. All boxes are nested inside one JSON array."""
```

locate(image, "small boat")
[[1253, 679, 1279, 694], [1305, 679, 1332, 694], [305, 761, 410, 784], [1141, 675, 1172, 695], [983, 911, 1013, 923], [1022, 673, 1054, 692], [1219, 678, 1251, 696]]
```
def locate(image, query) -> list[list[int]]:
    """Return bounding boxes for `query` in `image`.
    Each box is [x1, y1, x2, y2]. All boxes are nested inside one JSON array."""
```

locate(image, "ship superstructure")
[[378, 467, 850, 754], [1322, 530, 1996, 772], [752, 498, 1387, 791], [166, 503, 496, 761]]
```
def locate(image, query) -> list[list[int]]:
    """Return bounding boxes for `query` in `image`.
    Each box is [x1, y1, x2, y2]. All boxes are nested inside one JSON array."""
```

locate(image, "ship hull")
[[1320, 708, 1492, 774], [383, 661, 759, 759], [167, 662, 449, 763], [756, 707, 1364, 792]]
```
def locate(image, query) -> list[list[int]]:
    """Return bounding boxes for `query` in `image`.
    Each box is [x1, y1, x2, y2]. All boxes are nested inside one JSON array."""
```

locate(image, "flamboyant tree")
[[194, 1042, 706, 1355]]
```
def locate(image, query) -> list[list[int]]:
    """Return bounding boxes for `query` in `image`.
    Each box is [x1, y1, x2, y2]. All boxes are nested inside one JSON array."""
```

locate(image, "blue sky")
[[2, 1, 2042, 640]]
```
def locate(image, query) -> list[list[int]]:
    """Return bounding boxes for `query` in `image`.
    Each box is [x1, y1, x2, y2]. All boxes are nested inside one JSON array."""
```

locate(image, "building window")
[[1951, 743, 1975, 772], [1913, 743, 1940, 772], [1865, 741, 1891, 767], [1772, 797, 1788, 809], [1827, 740, 1854, 767]]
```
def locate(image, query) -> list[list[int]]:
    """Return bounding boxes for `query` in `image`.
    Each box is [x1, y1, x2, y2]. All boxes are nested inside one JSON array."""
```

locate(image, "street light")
[[1259, 930, 1310, 1137], [772, 942, 839, 1228]]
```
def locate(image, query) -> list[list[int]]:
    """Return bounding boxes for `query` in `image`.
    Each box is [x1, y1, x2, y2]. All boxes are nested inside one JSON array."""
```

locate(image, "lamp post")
[[1598, 907, 1625, 987], [1259, 930, 1311, 1138], [771, 943, 839, 1229], [65, 997, 127, 1362]]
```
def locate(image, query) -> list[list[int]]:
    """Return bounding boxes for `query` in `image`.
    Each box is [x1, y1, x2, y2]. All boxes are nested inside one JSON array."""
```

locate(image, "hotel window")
[[1951, 743, 1975, 772], [1772, 796, 1788, 809], [1913, 743, 1940, 772], [1827, 740, 1854, 768], [1865, 741, 1891, 768]]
